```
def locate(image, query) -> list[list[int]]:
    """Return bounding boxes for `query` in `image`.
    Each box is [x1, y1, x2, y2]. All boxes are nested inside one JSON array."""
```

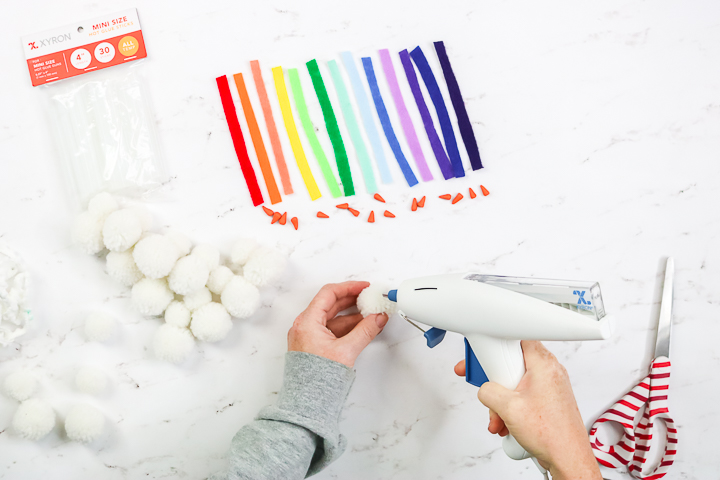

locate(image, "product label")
[[22, 8, 146, 86]]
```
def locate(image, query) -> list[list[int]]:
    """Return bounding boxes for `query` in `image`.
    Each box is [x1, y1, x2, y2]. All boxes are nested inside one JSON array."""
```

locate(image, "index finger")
[[306, 281, 370, 318]]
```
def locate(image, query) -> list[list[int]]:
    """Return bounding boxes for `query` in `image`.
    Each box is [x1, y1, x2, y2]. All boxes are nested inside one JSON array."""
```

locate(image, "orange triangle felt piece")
[[291, 217, 298, 230], [368, 211, 375, 223], [348, 208, 360, 217], [271, 212, 282, 224], [411, 198, 418, 211], [439, 194, 451, 200], [452, 193, 463, 204], [336, 203, 349, 209], [317, 211, 329, 218], [262, 206, 274, 216], [480, 185, 490, 196], [374, 193, 386, 203], [469, 188, 477, 199], [384, 210, 395, 218], [279, 212, 287, 225], [418, 196, 426, 208]]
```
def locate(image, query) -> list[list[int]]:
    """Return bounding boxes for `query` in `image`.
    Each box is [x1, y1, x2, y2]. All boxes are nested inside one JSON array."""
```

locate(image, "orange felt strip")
[[384, 210, 395, 218], [480, 185, 490, 196], [262, 206, 274, 216], [271, 212, 282, 224], [439, 194, 451, 200], [452, 193, 463, 204], [368, 211, 375, 223], [291, 217, 299, 230], [469, 188, 477, 199], [336, 203, 349, 209], [317, 211, 329, 218], [234, 74, 282, 205], [279, 212, 287, 225], [418, 196, 426, 207], [348, 208, 360, 217], [374, 193, 385, 203], [411, 198, 418, 211]]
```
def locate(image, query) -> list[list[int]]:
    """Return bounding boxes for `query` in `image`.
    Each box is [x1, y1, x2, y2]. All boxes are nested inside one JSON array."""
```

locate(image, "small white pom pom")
[[192, 244, 220, 271], [131, 278, 174, 316], [166, 230, 192, 257], [72, 212, 106, 255], [4, 371, 37, 402], [168, 255, 210, 295], [243, 248, 287, 287], [207, 266, 234, 295], [221, 276, 260, 318], [357, 285, 397, 317], [133, 234, 180, 279], [191, 302, 232, 342], [230, 238, 258, 267], [64, 404, 105, 443], [165, 301, 191, 327], [106, 250, 143, 286], [129, 206, 153, 231], [84, 312, 117, 342], [87, 192, 118, 219], [183, 287, 212, 311], [153, 324, 195, 363], [12, 399, 55, 440], [75, 367, 108, 395], [102, 209, 143, 252]]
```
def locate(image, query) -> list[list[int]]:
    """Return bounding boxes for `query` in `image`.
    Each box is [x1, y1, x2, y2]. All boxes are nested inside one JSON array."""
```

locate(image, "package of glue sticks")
[[22, 8, 167, 206]]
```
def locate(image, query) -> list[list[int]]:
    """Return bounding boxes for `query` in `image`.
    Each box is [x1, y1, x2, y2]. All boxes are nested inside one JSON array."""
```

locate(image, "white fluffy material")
[[221, 276, 260, 319], [64, 404, 105, 443], [166, 230, 192, 257], [131, 278, 174, 316], [230, 238, 258, 267], [72, 212, 106, 255], [84, 312, 117, 342], [133, 234, 180, 279], [357, 285, 397, 317], [168, 255, 209, 295], [87, 192, 118, 219], [75, 367, 107, 395], [192, 244, 220, 271], [153, 324, 195, 363], [164, 301, 191, 327], [207, 266, 234, 295], [129, 206, 153, 231], [243, 247, 286, 287], [106, 250, 143, 286], [102, 209, 144, 252], [183, 287, 212, 311], [12, 399, 55, 440], [0, 242, 32, 346], [4, 371, 37, 402], [190, 302, 232, 342]]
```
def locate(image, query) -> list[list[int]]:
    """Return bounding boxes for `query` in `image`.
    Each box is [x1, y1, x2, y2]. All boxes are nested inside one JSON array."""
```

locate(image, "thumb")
[[477, 381, 514, 419], [338, 313, 388, 360]]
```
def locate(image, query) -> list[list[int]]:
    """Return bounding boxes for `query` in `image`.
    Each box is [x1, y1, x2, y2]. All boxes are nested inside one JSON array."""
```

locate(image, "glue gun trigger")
[[424, 328, 446, 348]]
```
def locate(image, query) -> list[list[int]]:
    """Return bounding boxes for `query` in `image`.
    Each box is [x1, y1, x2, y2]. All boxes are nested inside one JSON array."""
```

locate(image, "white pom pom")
[[230, 238, 258, 267], [192, 244, 220, 271], [166, 230, 192, 257], [164, 301, 191, 327], [72, 212, 106, 255], [183, 287, 212, 311], [190, 302, 232, 342], [131, 278, 174, 316], [75, 367, 107, 395], [106, 250, 143, 286], [243, 248, 287, 287], [4, 371, 37, 402], [129, 206, 152, 231], [87, 192, 118, 219], [153, 324, 195, 363], [221, 276, 260, 318], [12, 399, 55, 440], [64, 404, 105, 443], [84, 312, 117, 342], [133, 234, 180, 279], [168, 255, 209, 295], [357, 285, 397, 317], [207, 266, 234, 295], [102, 209, 143, 252]]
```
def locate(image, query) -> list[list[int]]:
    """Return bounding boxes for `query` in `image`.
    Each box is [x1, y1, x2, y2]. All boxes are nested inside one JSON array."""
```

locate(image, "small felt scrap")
[[291, 217, 299, 230], [418, 196, 426, 207], [411, 198, 418, 211], [279, 212, 287, 225], [367, 211, 375, 223], [262, 206, 274, 216], [348, 208, 360, 217], [439, 194, 452, 200], [336, 203, 349, 209], [452, 193, 463, 204], [469, 188, 477, 199], [481, 185, 490, 196], [374, 193, 385, 203], [317, 212, 329, 218], [271, 212, 282, 224], [384, 210, 395, 218]]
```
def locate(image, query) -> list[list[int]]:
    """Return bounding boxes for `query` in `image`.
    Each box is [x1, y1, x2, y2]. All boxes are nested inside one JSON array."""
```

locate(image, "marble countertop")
[[1, 0, 719, 478]]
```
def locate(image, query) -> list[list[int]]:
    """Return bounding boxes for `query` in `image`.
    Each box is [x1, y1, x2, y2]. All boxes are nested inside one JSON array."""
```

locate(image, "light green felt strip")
[[327, 60, 378, 194], [287, 69, 342, 198]]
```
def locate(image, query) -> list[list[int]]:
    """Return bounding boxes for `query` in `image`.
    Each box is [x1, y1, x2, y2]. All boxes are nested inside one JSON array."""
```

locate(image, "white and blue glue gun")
[[387, 273, 613, 473]]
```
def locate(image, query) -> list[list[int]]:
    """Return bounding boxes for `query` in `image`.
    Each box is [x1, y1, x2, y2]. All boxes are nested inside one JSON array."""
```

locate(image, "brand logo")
[[28, 42, 38, 50], [573, 290, 593, 311], [28, 34, 72, 51]]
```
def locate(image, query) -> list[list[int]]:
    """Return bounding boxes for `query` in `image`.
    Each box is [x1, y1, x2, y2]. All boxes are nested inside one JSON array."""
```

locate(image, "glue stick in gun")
[[386, 273, 613, 476]]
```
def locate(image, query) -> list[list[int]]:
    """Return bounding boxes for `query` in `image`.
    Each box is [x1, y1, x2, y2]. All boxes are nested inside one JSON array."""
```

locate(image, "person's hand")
[[454, 341, 602, 480], [288, 281, 389, 368]]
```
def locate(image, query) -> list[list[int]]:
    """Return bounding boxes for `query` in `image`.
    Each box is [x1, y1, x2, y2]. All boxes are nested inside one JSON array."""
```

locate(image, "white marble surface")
[[1, 0, 719, 478]]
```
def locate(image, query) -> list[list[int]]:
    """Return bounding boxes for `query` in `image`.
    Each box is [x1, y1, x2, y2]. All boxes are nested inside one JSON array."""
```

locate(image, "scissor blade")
[[654, 257, 674, 358]]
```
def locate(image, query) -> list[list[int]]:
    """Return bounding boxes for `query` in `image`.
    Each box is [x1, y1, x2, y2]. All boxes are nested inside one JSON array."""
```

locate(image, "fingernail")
[[376, 313, 389, 328]]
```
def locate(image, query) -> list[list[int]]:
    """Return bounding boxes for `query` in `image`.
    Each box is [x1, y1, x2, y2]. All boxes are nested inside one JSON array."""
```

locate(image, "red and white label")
[[22, 8, 147, 86]]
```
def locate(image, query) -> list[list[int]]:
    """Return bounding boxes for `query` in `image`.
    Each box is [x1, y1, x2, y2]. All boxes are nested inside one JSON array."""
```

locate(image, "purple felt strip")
[[378, 49, 433, 182], [399, 49, 454, 180]]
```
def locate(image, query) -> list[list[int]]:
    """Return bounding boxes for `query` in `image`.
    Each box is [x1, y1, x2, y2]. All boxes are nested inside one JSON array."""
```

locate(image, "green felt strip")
[[287, 69, 342, 198], [306, 59, 354, 197]]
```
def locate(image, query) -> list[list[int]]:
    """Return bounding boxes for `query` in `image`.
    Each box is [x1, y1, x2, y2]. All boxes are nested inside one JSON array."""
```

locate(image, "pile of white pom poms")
[[73, 192, 287, 364]]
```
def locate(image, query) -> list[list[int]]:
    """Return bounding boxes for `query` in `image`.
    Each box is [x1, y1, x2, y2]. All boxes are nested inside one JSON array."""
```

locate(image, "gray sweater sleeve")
[[210, 351, 356, 480]]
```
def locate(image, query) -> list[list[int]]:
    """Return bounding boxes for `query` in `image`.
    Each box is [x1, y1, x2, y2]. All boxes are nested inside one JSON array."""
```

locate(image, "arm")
[[212, 282, 389, 480]]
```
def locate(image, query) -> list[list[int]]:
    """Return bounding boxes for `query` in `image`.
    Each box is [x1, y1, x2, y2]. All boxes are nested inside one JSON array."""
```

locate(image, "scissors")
[[589, 258, 677, 479]]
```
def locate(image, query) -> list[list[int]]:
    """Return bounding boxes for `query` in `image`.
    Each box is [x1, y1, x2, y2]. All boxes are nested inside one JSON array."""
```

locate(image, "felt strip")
[[271, 67, 321, 201], [215, 75, 264, 206], [250, 61, 293, 195], [340, 52, 392, 184], [410, 46, 465, 178], [399, 49, 454, 180], [434, 41, 483, 170], [306, 59, 355, 197], [233, 73, 282, 205], [378, 49, 433, 182], [327, 60, 378, 194], [361, 56, 418, 187], [287, 68, 342, 198]]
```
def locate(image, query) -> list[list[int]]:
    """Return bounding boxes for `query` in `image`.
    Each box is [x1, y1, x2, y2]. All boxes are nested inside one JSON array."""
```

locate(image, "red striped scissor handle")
[[589, 357, 677, 479]]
